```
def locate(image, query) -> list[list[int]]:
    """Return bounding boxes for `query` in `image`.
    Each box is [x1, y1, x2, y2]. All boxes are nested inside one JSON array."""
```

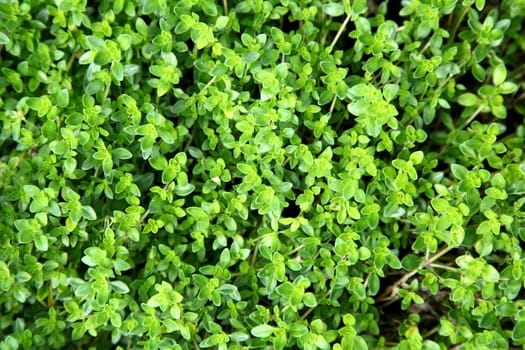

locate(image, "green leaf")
[[402, 254, 422, 270], [191, 22, 215, 50], [111, 61, 124, 81], [512, 321, 525, 341], [251, 325, 275, 338], [289, 324, 308, 337], [15, 219, 39, 244], [382, 203, 400, 219], [162, 166, 177, 184], [79, 51, 96, 64], [496, 303, 517, 317], [322, 3, 344, 17], [409, 151, 424, 165], [457, 93, 480, 107], [201, 0, 218, 16], [110, 281, 130, 294], [175, 183, 195, 196], [112, 148, 133, 159], [475, 0, 485, 11], [303, 292, 317, 307], [353, 336, 368, 350], [0, 32, 10, 45], [25, 96, 52, 117], [34, 234, 49, 251], [215, 16, 229, 30], [23, 185, 40, 197], [82, 206, 97, 220], [352, 0, 368, 15], [93, 149, 111, 160], [472, 63, 486, 82], [481, 265, 499, 282], [217, 284, 241, 301], [492, 64, 506, 85], [55, 89, 70, 108], [142, 0, 162, 14], [451, 164, 468, 180], [94, 49, 113, 66], [431, 198, 449, 212], [383, 84, 399, 102], [102, 158, 113, 176], [149, 156, 168, 170]]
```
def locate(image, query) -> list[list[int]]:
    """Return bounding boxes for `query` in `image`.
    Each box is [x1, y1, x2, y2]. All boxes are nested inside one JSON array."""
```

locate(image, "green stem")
[[66, 50, 77, 71], [286, 244, 305, 256], [48, 284, 55, 307], [449, 5, 470, 44], [250, 241, 259, 267], [183, 127, 196, 152], [461, 104, 484, 129], [328, 11, 352, 53], [102, 80, 112, 101], [328, 95, 338, 114], [137, 208, 150, 227], [334, 112, 346, 132], [200, 76, 217, 93]]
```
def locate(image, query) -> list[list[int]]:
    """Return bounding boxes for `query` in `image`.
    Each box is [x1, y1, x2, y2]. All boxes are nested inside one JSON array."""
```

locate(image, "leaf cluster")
[[0, 0, 525, 349]]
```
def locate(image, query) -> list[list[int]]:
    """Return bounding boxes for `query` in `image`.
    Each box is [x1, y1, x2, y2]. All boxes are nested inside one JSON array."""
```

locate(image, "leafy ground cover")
[[1, 0, 525, 348]]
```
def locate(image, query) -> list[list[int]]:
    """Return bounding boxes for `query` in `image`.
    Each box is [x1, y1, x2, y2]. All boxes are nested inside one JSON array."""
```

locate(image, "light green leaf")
[[112, 148, 133, 159], [0, 32, 9, 45], [82, 205, 97, 220], [110, 281, 130, 294], [492, 64, 506, 85], [251, 325, 275, 338], [457, 93, 480, 107], [512, 321, 525, 341], [322, 3, 344, 17]]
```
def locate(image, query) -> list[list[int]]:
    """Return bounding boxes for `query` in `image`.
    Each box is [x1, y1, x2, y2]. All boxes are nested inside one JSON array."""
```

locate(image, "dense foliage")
[[1, 0, 525, 348]]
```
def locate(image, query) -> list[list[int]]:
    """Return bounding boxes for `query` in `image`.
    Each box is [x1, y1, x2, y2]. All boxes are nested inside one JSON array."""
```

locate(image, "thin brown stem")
[[429, 263, 458, 272], [422, 325, 439, 338], [377, 246, 453, 302]]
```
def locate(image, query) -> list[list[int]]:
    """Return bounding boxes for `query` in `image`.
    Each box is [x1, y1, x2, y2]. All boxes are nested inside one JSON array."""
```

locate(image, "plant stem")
[[461, 104, 484, 129], [449, 5, 469, 44], [137, 208, 150, 226], [66, 50, 77, 71], [422, 325, 439, 338], [329, 95, 337, 114], [48, 284, 54, 307], [377, 246, 453, 302], [183, 127, 195, 152], [286, 244, 304, 256], [200, 76, 217, 93], [250, 241, 259, 267], [430, 263, 458, 272], [103, 82, 111, 100], [328, 11, 352, 53]]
